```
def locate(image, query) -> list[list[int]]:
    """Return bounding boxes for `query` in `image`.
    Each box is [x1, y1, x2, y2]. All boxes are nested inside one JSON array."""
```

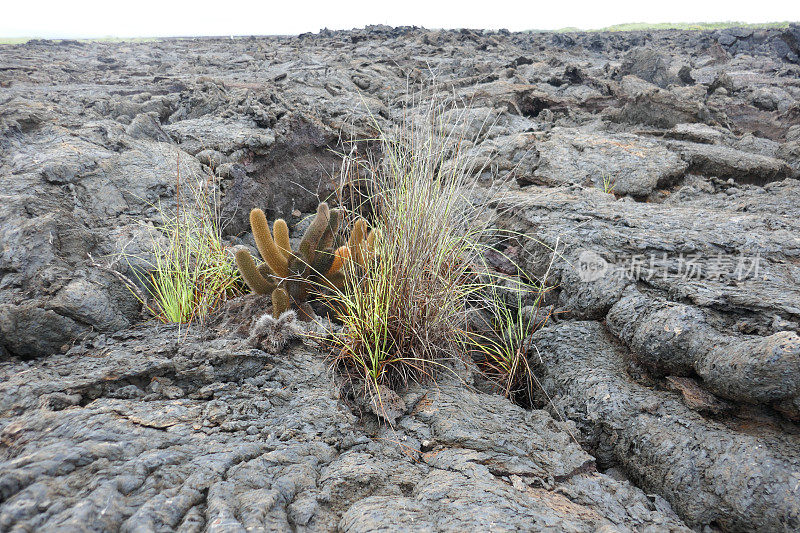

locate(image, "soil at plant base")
[[2, 25, 800, 531]]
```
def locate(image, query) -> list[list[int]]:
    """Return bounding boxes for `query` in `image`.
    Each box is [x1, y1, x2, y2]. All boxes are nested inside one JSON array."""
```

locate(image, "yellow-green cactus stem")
[[273, 219, 292, 260], [366, 228, 381, 253], [298, 202, 330, 264], [271, 286, 290, 317], [250, 208, 289, 278], [349, 218, 368, 266], [235, 249, 276, 295]]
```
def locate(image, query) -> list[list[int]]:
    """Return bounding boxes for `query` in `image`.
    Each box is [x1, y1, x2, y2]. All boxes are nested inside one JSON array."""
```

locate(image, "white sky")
[[2, 0, 798, 38]]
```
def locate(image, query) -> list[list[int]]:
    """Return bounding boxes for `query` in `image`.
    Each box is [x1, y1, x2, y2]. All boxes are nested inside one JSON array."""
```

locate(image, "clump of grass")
[[120, 155, 242, 324], [473, 285, 539, 401], [599, 174, 616, 194], [324, 97, 491, 395], [467, 244, 558, 403], [319, 94, 566, 410]]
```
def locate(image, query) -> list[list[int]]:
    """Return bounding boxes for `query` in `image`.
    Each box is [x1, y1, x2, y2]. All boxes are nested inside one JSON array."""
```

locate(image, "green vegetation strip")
[[550, 21, 793, 33]]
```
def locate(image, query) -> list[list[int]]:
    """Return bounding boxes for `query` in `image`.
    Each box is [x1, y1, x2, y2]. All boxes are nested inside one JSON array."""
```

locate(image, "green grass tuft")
[[119, 155, 242, 325], [324, 96, 491, 395], [599, 174, 616, 194], [549, 21, 793, 33], [322, 95, 557, 406]]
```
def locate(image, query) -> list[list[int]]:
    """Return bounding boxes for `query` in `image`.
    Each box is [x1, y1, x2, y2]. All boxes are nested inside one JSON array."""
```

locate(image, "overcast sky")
[[3, 0, 798, 38]]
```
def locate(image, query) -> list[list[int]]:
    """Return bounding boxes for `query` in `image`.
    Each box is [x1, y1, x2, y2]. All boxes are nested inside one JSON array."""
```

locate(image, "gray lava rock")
[[498, 181, 800, 330], [125, 112, 173, 143], [162, 116, 275, 156], [219, 113, 341, 235], [609, 82, 718, 129], [666, 123, 724, 144], [607, 287, 800, 407], [619, 47, 673, 88], [523, 127, 688, 197], [671, 140, 793, 183], [0, 303, 89, 358], [777, 140, 800, 178], [3, 25, 800, 531], [532, 320, 800, 532], [0, 318, 689, 531]]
